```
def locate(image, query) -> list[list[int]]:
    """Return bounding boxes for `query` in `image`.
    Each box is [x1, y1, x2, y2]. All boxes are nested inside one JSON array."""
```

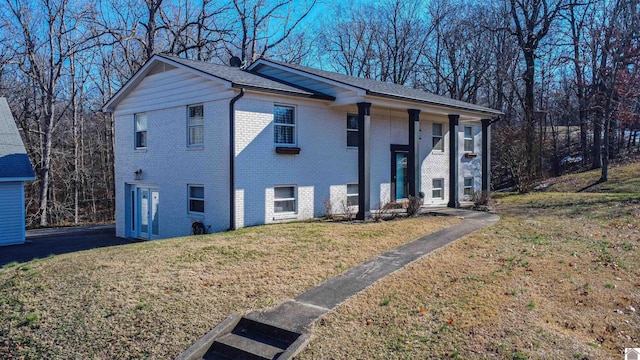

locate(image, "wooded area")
[[0, 0, 638, 227]]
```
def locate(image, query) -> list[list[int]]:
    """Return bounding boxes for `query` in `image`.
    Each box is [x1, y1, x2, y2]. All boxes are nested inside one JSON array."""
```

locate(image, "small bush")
[[372, 202, 399, 222], [339, 200, 356, 221], [324, 198, 335, 220], [472, 190, 489, 207], [406, 196, 422, 217]]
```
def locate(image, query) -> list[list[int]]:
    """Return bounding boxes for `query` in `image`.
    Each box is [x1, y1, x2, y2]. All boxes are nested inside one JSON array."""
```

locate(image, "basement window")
[[464, 177, 474, 199], [432, 178, 444, 199], [188, 185, 204, 214], [347, 183, 359, 206], [274, 185, 296, 214]]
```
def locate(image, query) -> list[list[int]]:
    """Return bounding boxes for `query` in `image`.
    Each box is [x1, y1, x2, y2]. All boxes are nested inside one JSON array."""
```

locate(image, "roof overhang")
[[102, 55, 234, 113], [366, 93, 503, 118], [331, 94, 501, 121], [249, 59, 502, 118], [249, 59, 367, 96]]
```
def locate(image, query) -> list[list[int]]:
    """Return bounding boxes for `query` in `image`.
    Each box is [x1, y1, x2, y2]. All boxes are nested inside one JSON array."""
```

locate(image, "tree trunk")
[[592, 115, 602, 169], [523, 52, 537, 176], [601, 112, 611, 182], [38, 105, 54, 226]]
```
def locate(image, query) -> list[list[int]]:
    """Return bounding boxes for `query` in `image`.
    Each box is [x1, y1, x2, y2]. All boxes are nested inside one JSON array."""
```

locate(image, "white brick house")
[[103, 55, 501, 240]]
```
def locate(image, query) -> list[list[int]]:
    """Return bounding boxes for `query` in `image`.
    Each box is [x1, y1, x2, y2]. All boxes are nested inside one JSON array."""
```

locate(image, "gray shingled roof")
[[254, 59, 503, 116], [0, 98, 35, 180], [158, 55, 334, 100]]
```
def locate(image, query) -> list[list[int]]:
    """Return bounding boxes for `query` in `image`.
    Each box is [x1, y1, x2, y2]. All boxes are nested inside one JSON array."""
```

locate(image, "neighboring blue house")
[[0, 97, 35, 246]]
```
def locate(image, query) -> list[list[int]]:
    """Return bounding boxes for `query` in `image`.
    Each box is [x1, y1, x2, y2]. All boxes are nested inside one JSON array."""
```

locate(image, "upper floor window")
[[347, 114, 359, 147], [274, 105, 296, 146], [135, 113, 147, 149], [188, 105, 204, 146], [432, 123, 443, 151], [464, 126, 474, 152]]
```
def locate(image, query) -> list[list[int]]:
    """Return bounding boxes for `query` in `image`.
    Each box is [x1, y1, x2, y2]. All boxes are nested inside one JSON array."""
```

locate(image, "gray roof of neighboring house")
[[253, 58, 503, 116], [0, 98, 35, 180], [158, 55, 335, 100]]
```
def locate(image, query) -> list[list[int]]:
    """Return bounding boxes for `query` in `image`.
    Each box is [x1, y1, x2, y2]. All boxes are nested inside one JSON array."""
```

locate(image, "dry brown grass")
[[541, 159, 640, 193], [0, 216, 458, 359], [298, 192, 640, 359]]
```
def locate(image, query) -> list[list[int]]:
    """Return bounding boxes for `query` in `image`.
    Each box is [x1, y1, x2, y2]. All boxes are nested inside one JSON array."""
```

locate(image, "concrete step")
[[232, 317, 300, 349], [205, 333, 285, 360], [198, 316, 303, 360]]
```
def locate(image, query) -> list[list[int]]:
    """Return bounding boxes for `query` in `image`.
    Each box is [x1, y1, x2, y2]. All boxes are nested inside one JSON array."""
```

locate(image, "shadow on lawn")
[[576, 179, 605, 193], [0, 226, 141, 268], [496, 193, 639, 220]]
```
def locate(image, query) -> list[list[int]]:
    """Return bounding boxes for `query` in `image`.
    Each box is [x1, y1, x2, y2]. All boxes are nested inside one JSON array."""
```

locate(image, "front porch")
[[346, 101, 497, 220]]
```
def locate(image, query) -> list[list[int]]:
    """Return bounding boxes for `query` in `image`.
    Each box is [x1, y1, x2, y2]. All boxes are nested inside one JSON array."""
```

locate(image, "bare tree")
[[590, 0, 640, 181], [226, 0, 317, 64], [562, 0, 593, 165], [4, 0, 99, 225], [317, 2, 378, 78], [375, 0, 433, 85], [423, 0, 491, 101], [159, 0, 229, 61], [508, 0, 565, 184]]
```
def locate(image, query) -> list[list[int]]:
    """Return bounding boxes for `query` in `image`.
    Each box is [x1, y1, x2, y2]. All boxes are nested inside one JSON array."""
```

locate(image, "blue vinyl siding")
[[0, 182, 27, 246]]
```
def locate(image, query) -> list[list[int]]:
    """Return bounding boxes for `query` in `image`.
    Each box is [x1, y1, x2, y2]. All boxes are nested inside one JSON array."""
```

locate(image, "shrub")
[[372, 202, 398, 222], [324, 198, 335, 219], [339, 200, 356, 221], [406, 196, 422, 217], [472, 191, 490, 209]]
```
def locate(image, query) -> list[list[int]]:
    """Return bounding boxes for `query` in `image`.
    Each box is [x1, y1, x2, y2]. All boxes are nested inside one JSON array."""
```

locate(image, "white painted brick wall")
[[234, 94, 359, 226], [114, 68, 486, 239], [459, 121, 483, 200], [114, 89, 231, 238], [421, 117, 450, 206]]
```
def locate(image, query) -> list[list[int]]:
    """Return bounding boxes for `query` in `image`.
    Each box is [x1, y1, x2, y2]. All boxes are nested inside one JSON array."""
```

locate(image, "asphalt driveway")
[[0, 225, 140, 267]]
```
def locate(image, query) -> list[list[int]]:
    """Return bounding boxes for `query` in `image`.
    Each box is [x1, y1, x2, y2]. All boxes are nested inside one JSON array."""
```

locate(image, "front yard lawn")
[[298, 192, 640, 359], [0, 216, 458, 359]]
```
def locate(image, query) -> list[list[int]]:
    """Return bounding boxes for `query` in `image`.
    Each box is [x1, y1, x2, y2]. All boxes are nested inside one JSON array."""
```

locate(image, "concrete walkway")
[[178, 208, 500, 359], [247, 208, 499, 332]]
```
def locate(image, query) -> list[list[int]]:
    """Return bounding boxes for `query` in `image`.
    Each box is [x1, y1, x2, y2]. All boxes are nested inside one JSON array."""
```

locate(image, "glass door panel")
[[151, 190, 159, 237], [394, 152, 408, 200], [139, 189, 149, 239]]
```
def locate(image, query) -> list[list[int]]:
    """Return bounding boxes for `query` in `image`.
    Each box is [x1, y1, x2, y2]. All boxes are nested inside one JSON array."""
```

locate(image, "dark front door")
[[390, 145, 409, 201]]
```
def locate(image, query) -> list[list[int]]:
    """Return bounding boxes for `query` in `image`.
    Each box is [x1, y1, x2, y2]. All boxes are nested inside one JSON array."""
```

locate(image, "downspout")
[[229, 88, 245, 231]]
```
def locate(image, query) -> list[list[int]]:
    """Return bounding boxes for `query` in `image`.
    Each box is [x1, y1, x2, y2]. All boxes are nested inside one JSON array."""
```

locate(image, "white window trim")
[[347, 114, 359, 148], [464, 177, 474, 199], [274, 185, 297, 215], [346, 183, 359, 207], [274, 104, 297, 147], [464, 126, 474, 152], [188, 184, 205, 215], [135, 113, 147, 149], [432, 178, 444, 199], [187, 104, 204, 147], [432, 123, 444, 152]]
